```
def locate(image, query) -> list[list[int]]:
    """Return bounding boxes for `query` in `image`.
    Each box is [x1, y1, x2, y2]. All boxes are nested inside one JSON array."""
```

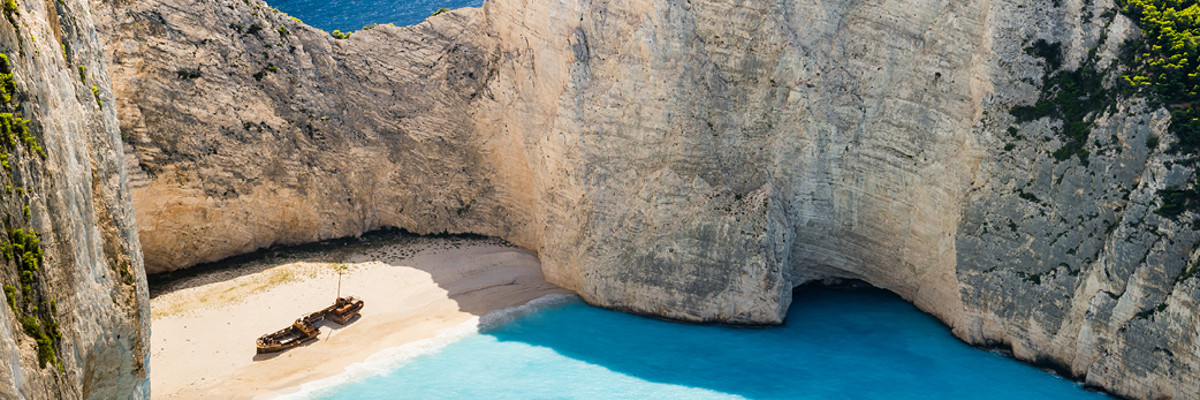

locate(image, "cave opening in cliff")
[[788, 277, 963, 343], [792, 277, 881, 294]]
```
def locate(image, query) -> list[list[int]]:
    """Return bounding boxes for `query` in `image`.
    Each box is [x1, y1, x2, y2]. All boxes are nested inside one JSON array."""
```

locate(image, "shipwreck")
[[255, 296, 365, 354]]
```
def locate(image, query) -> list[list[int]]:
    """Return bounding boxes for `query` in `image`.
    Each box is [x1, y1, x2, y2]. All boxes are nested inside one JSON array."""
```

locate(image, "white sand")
[[149, 237, 572, 399]]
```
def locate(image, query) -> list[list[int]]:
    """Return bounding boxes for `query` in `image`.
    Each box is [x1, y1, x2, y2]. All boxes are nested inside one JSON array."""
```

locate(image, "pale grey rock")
[[0, 0, 149, 398], [90, 0, 1200, 398]]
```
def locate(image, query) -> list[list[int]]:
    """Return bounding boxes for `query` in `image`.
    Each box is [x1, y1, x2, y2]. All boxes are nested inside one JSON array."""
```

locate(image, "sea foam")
[[262, 293, 578, 400]]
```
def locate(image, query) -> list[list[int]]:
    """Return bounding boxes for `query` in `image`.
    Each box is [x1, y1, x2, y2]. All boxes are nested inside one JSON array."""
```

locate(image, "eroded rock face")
[[96, 0, 540, 275], [0, 0, 149, 398], [94, 0, 1197, 397]]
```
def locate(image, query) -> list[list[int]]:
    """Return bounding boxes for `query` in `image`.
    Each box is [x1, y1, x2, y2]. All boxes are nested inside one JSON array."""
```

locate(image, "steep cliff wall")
[[95, 0, 1197, 398], [0, 0, 149, 398], [95, 0, 541, 275]]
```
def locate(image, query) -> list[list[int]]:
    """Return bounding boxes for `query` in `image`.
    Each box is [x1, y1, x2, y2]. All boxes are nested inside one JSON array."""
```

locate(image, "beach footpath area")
[[148, 235, 572, 399]]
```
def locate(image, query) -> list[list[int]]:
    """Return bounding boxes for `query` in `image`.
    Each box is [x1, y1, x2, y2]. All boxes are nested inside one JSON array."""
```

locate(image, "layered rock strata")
[[94, 0, 1198, 398]]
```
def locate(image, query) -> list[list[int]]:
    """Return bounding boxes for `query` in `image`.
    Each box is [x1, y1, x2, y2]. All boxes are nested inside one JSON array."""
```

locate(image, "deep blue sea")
[[298, 287, 1110, 399], [266, 0, 483, 33]]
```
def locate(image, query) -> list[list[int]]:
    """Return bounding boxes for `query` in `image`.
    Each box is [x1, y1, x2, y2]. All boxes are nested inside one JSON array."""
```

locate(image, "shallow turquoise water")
[[266, 0, 482, 33], [312, 287, 1110, 399]]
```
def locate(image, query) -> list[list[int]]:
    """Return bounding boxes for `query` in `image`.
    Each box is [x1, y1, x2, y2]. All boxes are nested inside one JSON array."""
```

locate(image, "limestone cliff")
[[95, 0, 1198, 398], [0, 0, 149, 398]]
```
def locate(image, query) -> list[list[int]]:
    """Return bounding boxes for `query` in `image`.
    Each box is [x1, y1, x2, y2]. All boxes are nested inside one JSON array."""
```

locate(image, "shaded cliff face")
[[0, 0, 149, 398], [96, 0, 1196, 398]]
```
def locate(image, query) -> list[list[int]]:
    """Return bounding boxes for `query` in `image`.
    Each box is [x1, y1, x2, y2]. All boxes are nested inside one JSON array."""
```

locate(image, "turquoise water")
[[266, 0, 482, 33], [311, 287, 1110, 399]]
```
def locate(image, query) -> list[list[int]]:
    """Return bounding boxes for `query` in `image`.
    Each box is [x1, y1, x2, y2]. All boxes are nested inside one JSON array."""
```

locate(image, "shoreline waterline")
[[301, 286, 1114, 400], [148, 236, 572, 399], [148, 232, 1121, 400], [266, 294, 580, 399]]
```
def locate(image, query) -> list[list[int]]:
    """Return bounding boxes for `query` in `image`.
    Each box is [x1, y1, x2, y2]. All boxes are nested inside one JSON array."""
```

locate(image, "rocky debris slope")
[[95, 0, 1198, 398], [0, 0, 148, 398]]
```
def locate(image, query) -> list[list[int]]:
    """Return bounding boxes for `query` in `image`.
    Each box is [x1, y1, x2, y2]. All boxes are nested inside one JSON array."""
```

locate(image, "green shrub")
[[3, 229, 58, 368], [1181, 261, 1198, 281], [176, 69, 201, 80], [1155, 182, 1200, 217], [3, 285, 15, 312], [1118, 1, 1200, 154], [91, 85, 102, 107], [1026, 39, 1063, 72], [5, 229, 57, 365], [0, 30, 59, 370], [1135, 302, 1168, 319], [0, 109, 43, 159], [19, 316, 55, 367], [331, 30, 351, 39], [119, 262, 133, 285], [0, 112, 40, 157], [2, 0, 17, 35], [431, 7, 449, 16], [0, 54, 15, 104], [1010, 60, 1111, 165]]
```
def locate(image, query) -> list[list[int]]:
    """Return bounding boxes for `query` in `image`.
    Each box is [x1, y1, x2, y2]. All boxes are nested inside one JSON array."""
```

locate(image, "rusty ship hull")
[[255, 296, 364, 354]]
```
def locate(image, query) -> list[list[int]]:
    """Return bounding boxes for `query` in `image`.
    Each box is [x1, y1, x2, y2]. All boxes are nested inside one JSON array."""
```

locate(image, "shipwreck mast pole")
[[334, 262, 348, 300]]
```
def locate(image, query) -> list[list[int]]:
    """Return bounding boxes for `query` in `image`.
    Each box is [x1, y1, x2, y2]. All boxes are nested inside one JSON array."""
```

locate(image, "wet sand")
[[149, 236, 571, 399]]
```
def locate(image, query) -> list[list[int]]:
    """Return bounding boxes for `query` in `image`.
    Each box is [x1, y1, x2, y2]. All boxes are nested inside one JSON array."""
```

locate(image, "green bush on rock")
[[0, 41, 58, 372], [1116, 1, 1200, 218], [3, 0, 18, 34], [1119, 0, 1200, 153], [91, 85, 102, 107]]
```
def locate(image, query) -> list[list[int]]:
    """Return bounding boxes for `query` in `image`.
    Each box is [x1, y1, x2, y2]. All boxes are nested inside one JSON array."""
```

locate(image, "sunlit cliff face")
[[88, 0, 1200, 398], [0, 0, 148, 397]]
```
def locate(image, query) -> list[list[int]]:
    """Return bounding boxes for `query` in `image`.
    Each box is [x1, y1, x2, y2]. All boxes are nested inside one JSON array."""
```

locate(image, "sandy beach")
[[149, 235, 572, 399]]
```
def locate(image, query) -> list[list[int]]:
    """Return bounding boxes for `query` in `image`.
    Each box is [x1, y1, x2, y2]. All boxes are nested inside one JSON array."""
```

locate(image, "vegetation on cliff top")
[[1120, 0, 1200, 153], [1011, 1, 1200, 225], [1115, 0, 1200, 220]]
